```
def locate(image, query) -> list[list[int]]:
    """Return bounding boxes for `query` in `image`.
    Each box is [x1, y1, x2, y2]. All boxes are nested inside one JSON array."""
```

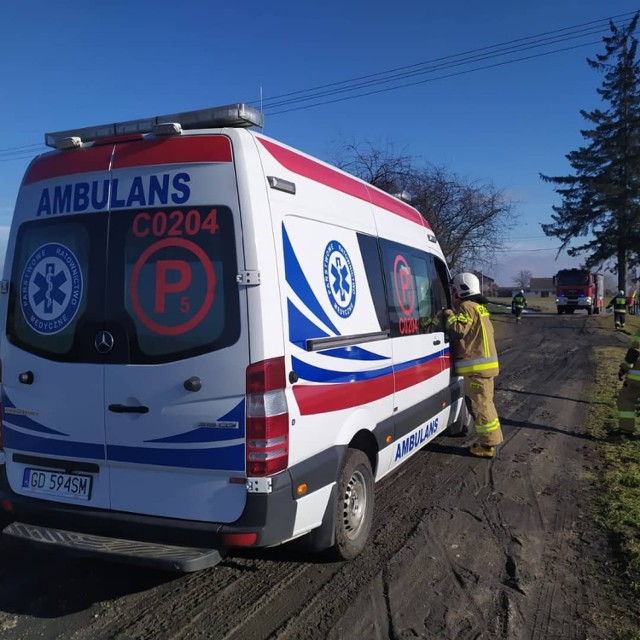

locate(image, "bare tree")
[[406, 167, 516, 272], [331, 139, 415, 195], [331, 140, 517, 272], [512, 270, 532, 290]]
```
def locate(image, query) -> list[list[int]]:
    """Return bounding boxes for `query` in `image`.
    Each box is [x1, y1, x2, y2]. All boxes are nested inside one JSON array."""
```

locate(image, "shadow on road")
[[0, 538, 176, 618], [500, 417, 600, 441], [497, 386, 609, 406], [425, 441, 474, 457]]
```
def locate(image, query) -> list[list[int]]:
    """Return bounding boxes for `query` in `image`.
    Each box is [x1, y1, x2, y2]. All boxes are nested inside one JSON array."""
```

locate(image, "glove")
[[619, 368, 626, 381], [444, 309, 454, 319]]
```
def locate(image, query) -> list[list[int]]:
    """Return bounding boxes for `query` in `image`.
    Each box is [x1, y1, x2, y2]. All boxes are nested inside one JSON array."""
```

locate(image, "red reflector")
[[0, 500, 13, 513], [223, 533, 257, 547]]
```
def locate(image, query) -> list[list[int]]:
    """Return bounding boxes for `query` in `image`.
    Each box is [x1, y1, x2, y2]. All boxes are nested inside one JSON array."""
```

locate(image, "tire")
[[327, 449, 374, 561], [587, 307, 592, 315], [557, 307, 563, 315]]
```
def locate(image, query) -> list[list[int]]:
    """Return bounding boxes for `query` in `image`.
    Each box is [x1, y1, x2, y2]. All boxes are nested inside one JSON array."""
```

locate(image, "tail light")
[[245, 357, 288, 476]]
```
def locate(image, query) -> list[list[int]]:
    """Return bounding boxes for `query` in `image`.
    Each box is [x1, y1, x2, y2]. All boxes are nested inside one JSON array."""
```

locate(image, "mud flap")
[[298, 483, 337, 554], [443, 397, 473, 437]]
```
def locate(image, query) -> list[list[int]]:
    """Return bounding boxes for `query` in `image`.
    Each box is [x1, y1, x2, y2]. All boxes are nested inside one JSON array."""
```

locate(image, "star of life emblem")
[[20, 243, 83, 335], [323, 240, 356, 318]]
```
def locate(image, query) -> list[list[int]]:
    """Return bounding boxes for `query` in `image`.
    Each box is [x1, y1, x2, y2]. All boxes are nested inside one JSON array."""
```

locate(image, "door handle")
[[433, 339, 441, 345], [108, 404, 149, 414]]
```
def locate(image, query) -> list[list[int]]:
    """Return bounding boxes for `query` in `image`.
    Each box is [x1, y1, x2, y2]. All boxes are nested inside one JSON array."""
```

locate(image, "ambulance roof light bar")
[[45, 103, 264, 149]]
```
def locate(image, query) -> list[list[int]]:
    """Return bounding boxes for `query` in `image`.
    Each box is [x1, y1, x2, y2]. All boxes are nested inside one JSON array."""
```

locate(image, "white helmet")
[[519, 289, 524, 295], [452, 272, 481, 299], [620, 290, 625, 295]]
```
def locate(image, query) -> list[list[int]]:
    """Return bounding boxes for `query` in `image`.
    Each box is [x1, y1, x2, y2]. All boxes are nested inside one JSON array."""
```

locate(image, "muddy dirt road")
[[0, 313, 635, 640]]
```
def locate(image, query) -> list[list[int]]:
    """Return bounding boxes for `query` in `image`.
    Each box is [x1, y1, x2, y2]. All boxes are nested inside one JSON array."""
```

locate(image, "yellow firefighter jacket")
[[445, 299, 499, 378]]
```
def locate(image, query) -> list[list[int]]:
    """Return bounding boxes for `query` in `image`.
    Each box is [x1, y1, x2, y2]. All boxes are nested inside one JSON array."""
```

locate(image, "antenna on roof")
[[260, 86, 264, 132]]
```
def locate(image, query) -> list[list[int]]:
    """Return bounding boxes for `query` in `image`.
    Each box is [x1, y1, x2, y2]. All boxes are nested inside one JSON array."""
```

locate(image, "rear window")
[[7, 206, 241, 364]]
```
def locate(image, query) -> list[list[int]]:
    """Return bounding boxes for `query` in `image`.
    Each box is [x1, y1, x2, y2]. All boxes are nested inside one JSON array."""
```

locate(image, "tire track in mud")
[[0, 313, 630, 640], [483, 314, 601, 639]]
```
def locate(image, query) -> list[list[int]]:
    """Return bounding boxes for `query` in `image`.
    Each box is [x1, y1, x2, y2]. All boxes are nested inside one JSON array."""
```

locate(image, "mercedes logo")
[[95, 331, 114, 354]]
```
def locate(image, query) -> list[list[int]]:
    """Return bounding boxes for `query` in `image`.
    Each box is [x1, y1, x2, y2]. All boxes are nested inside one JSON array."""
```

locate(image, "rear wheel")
[[327, 449, 374, 560]]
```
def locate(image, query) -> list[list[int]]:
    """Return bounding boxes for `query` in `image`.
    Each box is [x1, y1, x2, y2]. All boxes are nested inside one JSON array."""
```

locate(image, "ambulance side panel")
[[253, 135, 457, 538]]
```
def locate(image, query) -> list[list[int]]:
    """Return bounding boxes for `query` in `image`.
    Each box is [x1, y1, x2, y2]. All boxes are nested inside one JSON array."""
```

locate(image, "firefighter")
[[606, 290, 628, 331], [511, 289, 527, 323], [445, 273, 503, 458], [616, 336, 640, 437]]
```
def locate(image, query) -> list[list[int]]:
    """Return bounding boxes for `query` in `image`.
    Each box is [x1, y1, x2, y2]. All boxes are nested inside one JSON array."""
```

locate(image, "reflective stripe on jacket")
[[446, 300, 499, 378], [608, 296, 627, 312]]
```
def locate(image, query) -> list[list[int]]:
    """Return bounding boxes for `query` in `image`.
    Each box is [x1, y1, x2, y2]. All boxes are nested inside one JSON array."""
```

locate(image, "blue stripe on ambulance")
[[4, 426, 244, 470], [283, 224, 340, 335], [106, 443, 244, 470], [288, 299, 388, 361], [2, 392, 68, 436], [291, 350, 447, 384], [318, 346, 389, 361], [145, 401, 245, 443], [3, 427, 104, 459]]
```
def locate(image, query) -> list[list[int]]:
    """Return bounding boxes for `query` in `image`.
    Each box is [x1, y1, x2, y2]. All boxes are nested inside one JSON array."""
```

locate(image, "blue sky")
[[1, 0, 638, 285]]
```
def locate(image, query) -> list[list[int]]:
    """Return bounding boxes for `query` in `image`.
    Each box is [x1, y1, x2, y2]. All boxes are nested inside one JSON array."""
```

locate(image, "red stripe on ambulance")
[[292, 359, 443, 415], [113, 136, 232, 169], [24, 146, 114, 185], [257, 137, 429, 228]]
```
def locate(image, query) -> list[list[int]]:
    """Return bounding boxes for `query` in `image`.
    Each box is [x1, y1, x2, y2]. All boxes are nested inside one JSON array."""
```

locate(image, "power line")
[[260, 19, 635, 111], [255, 11, 637, 109], [0, 10, 636, 159]]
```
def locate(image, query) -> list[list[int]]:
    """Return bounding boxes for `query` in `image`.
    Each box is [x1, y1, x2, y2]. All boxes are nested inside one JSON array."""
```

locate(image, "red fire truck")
[[554, 268, 604, 315]]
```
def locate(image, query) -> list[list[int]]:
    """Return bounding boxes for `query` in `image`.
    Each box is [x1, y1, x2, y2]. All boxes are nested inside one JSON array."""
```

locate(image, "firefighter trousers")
[[617, 378, 640, 434], [465, 376, 503, 446], [614, 311, 626, 329]]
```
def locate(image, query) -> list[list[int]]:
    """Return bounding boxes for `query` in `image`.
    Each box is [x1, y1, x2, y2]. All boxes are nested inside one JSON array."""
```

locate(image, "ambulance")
[[0, 104, 469, 571]]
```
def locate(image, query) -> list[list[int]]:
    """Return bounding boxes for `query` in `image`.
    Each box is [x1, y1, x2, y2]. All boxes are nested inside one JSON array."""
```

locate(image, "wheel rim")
[[342, 469, 368, 541]]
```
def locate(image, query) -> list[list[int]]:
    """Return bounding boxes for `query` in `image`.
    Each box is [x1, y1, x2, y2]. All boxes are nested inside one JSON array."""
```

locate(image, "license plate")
[[22, 468, 92, 500]]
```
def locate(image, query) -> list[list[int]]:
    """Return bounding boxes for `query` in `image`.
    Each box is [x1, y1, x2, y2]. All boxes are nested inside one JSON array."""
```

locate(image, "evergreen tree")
[[541, 13, 640, 290]]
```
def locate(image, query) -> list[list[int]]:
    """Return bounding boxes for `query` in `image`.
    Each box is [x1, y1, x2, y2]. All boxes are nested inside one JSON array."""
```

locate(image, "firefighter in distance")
[[445, 273, 503, 458], [511, 289, 527, 323], [616, 335, 640, 437], [606, 290, 628, 331]]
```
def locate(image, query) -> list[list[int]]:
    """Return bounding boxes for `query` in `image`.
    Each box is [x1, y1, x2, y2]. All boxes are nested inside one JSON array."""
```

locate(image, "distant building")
[[528, 277, 554, 297], [471, 271, 498, 296]]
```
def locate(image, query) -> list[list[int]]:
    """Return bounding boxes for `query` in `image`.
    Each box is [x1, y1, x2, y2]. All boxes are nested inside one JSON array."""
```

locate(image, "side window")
[[380, 239, 449, 338], [356, 233, 389, 332], [380, 240, 420, 338], [429, 256, 451, 334]]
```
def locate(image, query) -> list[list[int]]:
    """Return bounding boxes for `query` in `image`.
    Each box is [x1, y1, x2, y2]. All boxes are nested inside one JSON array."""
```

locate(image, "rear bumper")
[[0, 445, 344, 570], [0, 463, 296, 569]]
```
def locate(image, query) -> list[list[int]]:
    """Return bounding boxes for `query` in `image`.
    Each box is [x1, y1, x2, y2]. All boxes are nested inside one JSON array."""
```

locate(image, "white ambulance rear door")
[[102, 135, 250, 522], [1, 145, 114, 508]]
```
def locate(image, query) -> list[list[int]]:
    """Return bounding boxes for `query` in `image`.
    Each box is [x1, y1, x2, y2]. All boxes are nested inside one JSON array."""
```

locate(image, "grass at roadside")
[[588, 314, 640, 609]]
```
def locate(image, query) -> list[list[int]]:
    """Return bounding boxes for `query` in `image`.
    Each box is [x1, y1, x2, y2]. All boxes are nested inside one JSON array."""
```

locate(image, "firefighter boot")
[[470, 443, 496, 458]]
